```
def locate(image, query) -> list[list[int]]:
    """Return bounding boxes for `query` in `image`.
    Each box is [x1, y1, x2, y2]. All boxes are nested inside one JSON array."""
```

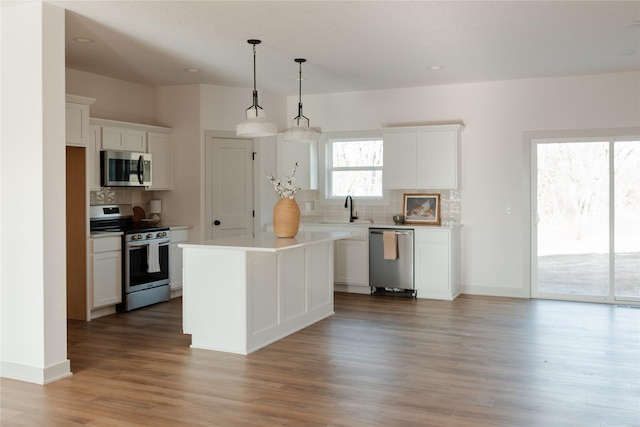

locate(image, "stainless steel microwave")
[[100, 150, 152, 187]]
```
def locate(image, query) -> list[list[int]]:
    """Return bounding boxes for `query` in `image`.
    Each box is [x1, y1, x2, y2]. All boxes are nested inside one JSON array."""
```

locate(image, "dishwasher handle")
[[370, 230, 413, 235]]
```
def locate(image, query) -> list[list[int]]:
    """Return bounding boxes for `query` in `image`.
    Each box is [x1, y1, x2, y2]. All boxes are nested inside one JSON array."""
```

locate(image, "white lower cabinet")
[[303, 224, 369, 292], [414, 227, 461, 300], [170, 228, 190, 294], [89, 235, 122, 313], [334, 239, 368, 287]]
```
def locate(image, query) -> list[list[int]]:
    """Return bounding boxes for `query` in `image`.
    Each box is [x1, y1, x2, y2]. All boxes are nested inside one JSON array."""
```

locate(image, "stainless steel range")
[[90, 204, 171, 312]]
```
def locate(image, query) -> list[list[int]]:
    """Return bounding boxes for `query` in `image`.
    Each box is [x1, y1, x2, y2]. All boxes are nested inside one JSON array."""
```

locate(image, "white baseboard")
[[91, 305, 116, 320], [462, 284, 529, 298], [1, 359, 72, 385], [334, 284, 371, 294]]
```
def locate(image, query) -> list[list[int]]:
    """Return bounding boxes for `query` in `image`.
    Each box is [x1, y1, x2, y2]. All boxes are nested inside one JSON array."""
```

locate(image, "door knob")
[[214, 220, 221, 226]]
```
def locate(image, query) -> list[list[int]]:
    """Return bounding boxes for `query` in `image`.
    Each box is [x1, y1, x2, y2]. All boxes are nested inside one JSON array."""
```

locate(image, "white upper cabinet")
[[276, 133, 318, 190], [90, 118, 173, 190], [383, 124, 464, 189], [147, 132, 172, 190], [88, 125, 101, 191], [382, 130, 417, 189], [65, 95, 95, 146], [101, 126, 147, 152]]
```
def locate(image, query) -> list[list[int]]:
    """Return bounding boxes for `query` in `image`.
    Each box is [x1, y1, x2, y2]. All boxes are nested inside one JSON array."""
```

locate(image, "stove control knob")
[[157, 232, 165, 238], [146, 233, 153, 239], [132, 234, 141, 241]]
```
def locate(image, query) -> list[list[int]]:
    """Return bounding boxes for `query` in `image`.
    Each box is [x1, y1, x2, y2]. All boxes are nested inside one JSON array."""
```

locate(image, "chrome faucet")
[[344, 195, 356, 222]]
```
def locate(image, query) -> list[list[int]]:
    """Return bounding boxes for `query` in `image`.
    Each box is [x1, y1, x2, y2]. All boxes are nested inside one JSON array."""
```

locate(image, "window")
[[327, 138, 383, 198]]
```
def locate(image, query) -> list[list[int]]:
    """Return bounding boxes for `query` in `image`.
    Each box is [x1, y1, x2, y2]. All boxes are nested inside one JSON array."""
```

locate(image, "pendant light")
[[236, 39, 277, 137], [283, 58, 320, 142]]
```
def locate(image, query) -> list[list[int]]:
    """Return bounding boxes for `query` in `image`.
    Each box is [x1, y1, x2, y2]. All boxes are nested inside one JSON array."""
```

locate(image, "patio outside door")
[[532, 137, 639, 303]]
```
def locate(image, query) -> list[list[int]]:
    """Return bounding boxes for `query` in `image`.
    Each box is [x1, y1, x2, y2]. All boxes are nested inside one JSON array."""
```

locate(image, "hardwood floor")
[[2, 293, 639, 426]]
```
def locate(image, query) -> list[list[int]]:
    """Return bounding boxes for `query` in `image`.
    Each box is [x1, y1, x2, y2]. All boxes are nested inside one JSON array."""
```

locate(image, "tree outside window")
[[327, 139, 383, 198]]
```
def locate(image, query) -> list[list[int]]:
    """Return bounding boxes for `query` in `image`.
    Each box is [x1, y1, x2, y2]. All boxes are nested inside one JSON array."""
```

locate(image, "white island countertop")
[[180, 231, 354, 252]]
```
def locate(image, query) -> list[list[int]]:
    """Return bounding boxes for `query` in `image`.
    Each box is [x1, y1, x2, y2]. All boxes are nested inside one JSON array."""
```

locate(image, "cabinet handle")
[[214, 220, 221, 226], [370, 230, 413, 235], [137, 155, 144, 184]]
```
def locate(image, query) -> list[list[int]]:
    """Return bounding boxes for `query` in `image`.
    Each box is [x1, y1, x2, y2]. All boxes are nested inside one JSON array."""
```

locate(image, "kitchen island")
[[179, 231, 352, 354]]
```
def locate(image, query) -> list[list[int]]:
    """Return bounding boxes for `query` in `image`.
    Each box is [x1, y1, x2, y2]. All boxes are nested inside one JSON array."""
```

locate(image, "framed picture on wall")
[[403, 193, 441, 225]]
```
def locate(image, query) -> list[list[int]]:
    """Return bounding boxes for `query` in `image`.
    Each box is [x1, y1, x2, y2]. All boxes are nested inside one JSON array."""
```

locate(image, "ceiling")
[[53, 1, 640, 96]]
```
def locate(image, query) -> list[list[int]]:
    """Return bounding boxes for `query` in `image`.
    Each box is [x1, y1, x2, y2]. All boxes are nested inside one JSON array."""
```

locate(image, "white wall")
[[292, 71, 640, 297], [154, 85, 203, 239], [0, 1, 70, 384], [66, 69, 156, 124]]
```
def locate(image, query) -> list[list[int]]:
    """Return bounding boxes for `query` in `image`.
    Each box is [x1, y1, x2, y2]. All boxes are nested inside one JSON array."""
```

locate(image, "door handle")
[[214, 220, 221, 226]]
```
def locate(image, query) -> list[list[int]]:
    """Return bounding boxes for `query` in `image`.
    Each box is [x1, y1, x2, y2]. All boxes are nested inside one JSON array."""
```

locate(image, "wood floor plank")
[[1, 293, 638, 426]]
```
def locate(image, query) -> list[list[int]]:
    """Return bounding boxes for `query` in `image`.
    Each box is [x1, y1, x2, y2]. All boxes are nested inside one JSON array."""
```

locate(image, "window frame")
[[320, 130, 386, 203]]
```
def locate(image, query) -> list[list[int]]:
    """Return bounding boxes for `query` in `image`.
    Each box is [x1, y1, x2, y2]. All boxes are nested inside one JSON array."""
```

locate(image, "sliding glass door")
[[532, 137, 639, 303], [614, 140, 640, 300]]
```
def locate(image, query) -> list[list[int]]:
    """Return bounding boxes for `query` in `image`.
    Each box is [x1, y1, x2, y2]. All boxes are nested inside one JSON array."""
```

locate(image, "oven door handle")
[[126, 239, 170, 248]]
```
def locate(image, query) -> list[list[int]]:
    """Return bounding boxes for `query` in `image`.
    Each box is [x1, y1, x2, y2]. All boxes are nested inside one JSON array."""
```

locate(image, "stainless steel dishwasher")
[[369, 228, 415, 297]]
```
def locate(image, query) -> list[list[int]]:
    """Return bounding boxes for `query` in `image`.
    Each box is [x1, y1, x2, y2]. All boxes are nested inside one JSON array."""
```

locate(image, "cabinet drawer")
[[415, 229, 450, 244], [91, 236, 121, 253], [170, 229, 190, 243], [340, 227, 367, 240]]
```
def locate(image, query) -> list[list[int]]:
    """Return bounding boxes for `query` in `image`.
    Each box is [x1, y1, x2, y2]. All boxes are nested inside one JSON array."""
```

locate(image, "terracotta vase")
[[272, 198, 300, 238]]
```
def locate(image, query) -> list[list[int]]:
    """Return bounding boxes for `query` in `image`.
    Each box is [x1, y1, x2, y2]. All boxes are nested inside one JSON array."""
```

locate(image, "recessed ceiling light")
[[73, 37, 94, 44], [429, 66, 442, 70], [184, 68, 199, 73], [624, 21, 640, 30]]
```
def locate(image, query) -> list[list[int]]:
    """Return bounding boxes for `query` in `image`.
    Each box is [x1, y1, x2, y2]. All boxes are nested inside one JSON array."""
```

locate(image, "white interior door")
[[206, 135, 254, 239]]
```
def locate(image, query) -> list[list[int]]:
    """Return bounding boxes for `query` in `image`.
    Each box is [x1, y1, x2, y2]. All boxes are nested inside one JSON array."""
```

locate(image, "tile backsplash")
[[296, 189, 461, 226], [92, 188, 461, 225], [90, 188, 156, 216]]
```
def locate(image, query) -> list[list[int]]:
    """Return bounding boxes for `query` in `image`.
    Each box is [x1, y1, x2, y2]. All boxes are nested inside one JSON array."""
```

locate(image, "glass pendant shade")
[[236, 40, 276, 138], [283, 117, 320, 142], [237, 104, 277, 137]]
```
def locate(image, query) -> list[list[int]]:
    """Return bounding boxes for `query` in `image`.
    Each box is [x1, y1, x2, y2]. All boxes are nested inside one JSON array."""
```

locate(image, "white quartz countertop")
[[300, 221, 461, 230], [180, 231, 354, 252]]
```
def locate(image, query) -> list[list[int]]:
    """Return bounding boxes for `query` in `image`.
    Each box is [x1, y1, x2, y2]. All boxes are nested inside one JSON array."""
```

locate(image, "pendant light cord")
[[247, 39, 263, 114], [294, 58, 309, 127]]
